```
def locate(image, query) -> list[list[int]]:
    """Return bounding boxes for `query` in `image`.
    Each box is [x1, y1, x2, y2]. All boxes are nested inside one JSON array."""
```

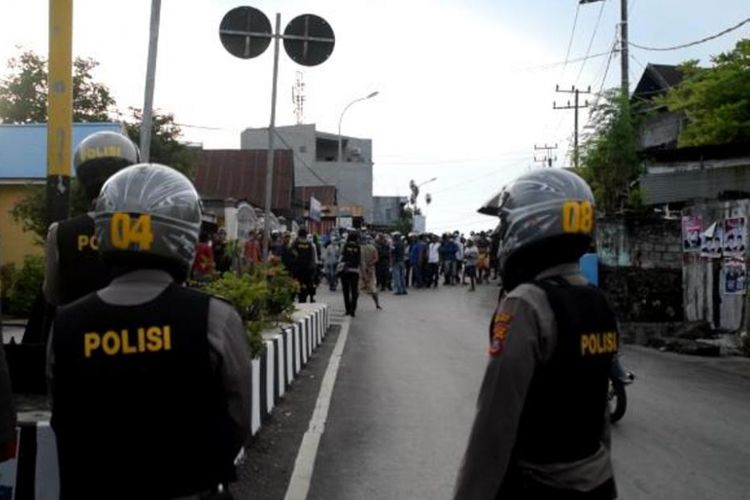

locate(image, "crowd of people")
[[190, 225, 503, 317]]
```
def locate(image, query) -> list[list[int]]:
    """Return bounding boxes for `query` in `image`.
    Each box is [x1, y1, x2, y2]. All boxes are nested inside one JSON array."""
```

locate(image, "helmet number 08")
[[561, 201, 593, 234], [110, 213, 155, 251]]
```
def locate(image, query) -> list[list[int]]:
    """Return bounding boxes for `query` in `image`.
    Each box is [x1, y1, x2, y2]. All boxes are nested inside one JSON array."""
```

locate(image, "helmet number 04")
[[111, 213, 155, 251], [562, 201, 593, 234]]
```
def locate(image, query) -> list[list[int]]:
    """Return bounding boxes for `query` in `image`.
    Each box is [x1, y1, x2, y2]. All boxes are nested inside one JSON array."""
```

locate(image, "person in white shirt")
[[428, 235, 441, 288]]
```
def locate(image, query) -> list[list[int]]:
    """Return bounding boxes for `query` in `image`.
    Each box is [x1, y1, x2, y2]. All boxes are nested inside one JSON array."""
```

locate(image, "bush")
[[261, 263, 298, 319], [195, 263, 299, 359], [6, 256, 44, 317], [741, 333, 750, 357], [201, 271, 269, 358], [1, 263, 17, 303]]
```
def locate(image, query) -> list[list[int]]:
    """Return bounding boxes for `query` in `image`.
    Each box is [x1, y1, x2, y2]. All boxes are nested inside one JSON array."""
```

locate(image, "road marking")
[[284, 316, 351, 500]]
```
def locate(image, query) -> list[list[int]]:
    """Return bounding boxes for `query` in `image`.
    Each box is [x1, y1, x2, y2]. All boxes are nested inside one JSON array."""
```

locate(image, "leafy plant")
[[577, 90, 643, 215], [201, 271, 269, 358], [261, 263, 299, 320], [661, 38, 750, 147], [6, 256, 44, 317], [0, 49, 115, 123]]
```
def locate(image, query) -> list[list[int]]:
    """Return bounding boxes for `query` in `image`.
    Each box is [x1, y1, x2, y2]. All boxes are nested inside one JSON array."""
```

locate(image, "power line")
[[524, 50, 612, 72], [574, 0, 607, 86], [431, 159, 529, 194], [272, 130, 362, 208], [380, 154, 528, 166], [629, 17, 750, 51], [560, 2, 582, 80]]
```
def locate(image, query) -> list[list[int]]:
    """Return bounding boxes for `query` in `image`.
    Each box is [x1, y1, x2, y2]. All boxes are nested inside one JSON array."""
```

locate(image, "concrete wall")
[[0, 184, 44, 266], [597, 217, 682, 269], [596, 217, 683, 324], [682, 200, 750, 332], [372, 196, 405, 226]]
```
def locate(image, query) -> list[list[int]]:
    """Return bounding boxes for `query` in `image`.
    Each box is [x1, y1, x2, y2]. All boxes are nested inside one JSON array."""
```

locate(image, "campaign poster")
[[682, 215, 703, 252], [700, 221, 723, 259], [723, 217, 747, 257], [723, 259, 747, 295]]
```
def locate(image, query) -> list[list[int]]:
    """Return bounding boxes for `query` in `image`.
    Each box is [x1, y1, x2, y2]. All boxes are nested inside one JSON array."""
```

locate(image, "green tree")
[[124, 108, 196, 177], [662, 38, 750, 146], [0, 49, 116, 123], [577, 90, 642, 214]]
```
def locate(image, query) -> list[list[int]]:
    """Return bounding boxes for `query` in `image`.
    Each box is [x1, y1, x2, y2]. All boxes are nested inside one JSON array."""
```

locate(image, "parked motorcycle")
[[609, 357, 635, 423]]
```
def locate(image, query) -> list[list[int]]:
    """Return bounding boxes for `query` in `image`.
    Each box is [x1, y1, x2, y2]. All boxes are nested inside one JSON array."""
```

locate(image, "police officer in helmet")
[[49, 164, 252, 500], [453, 169, 618, 500], [44, 130, 140, 307]]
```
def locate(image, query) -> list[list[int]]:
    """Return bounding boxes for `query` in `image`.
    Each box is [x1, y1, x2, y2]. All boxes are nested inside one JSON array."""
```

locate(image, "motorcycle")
[[608, 357, 635, 423]]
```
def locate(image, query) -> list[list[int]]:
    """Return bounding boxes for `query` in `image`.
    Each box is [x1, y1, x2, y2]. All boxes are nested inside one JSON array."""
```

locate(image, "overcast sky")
[[1, 0, 748, 232]]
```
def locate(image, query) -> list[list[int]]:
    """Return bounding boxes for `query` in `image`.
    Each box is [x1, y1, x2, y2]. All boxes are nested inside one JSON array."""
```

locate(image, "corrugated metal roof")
[[193, 149, 294, 212], [295, 185, 337, 206], [641, 164, 750, 205], [0, 122, 125, 179]]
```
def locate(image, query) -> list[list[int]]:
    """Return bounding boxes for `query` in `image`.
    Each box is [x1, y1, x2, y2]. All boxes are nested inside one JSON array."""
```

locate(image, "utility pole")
[[140, 0, 162, 162], [534, 144, 558, 168], [553, 85, 591, 169], [580, 0, 629, 99], [620, 0, 629, 101], [47, 0, 73, 226]]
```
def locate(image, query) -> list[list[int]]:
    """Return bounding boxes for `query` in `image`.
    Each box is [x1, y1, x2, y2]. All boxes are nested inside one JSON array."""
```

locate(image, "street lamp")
[[338, 91, 379, 162]]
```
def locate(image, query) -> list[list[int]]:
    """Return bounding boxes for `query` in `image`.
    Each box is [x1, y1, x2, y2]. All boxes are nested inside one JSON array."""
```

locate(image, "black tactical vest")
[[51, 284, 236, 500], [514, 277, 618, 464], [292, 240, 314, 276], [56, 214, 111, 305]]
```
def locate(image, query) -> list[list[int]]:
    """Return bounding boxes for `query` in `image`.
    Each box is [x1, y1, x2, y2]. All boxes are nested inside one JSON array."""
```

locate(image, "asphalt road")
[[304, 282, 750, 500]]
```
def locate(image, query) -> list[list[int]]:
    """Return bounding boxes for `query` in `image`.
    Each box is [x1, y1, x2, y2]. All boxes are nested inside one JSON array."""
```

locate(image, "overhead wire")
[[272, 130, 363, 209], [559, 2, 582, 81], [629, 17, 750, 51], [574, 0, 607, 86], [431, 159, 529, 195]]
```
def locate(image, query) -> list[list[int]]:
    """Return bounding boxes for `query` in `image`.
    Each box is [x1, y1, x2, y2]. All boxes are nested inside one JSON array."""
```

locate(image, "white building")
[[241, 124, 374, 222]]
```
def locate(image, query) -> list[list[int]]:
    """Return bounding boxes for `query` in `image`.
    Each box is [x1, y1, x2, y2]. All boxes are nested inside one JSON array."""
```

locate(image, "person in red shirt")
[[243, 231, 261, 271], [192, 232, 215, 280]]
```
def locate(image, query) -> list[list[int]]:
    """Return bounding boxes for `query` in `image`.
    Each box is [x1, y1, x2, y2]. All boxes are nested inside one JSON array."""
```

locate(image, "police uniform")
[[49, 269, 252, 499], [453, 264, 617, 499], [454, 168, 617, 500], [291, 237, 316, 303], [44, 214, 109, 306], [43, 130, 139, 307], [48, 163, 251, 500]]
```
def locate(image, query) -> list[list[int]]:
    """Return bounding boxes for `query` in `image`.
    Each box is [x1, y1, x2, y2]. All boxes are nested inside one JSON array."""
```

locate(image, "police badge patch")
[[489, 311, 513, 357]]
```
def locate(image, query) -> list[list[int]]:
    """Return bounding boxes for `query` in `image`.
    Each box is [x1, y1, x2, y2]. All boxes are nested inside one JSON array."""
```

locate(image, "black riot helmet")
[[95, 163, 202, 282], [74, 131, 140, 201], [493, 169, 595, 291]]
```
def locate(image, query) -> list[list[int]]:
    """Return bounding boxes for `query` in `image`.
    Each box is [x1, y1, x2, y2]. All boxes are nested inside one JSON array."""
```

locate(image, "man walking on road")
[[291, 228, 317, 303], [391, 232, 407, 295], [454, 169, 618, 500], [360, 234, 383, 310], [427, 235, 441, 288], [340, 232, 362, 316]]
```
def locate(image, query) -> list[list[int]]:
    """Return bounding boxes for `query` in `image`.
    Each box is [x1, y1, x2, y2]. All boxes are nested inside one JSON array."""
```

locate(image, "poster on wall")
[[700, 221, 723, 258], [682, 215, 703, 252], [723, 217, 747, 257], [723, 258, 747, 295]]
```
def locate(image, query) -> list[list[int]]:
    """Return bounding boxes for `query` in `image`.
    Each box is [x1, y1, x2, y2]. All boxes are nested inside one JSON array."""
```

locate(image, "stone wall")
[[597, 217, 682, 270], [596, 216, 684, 329]]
